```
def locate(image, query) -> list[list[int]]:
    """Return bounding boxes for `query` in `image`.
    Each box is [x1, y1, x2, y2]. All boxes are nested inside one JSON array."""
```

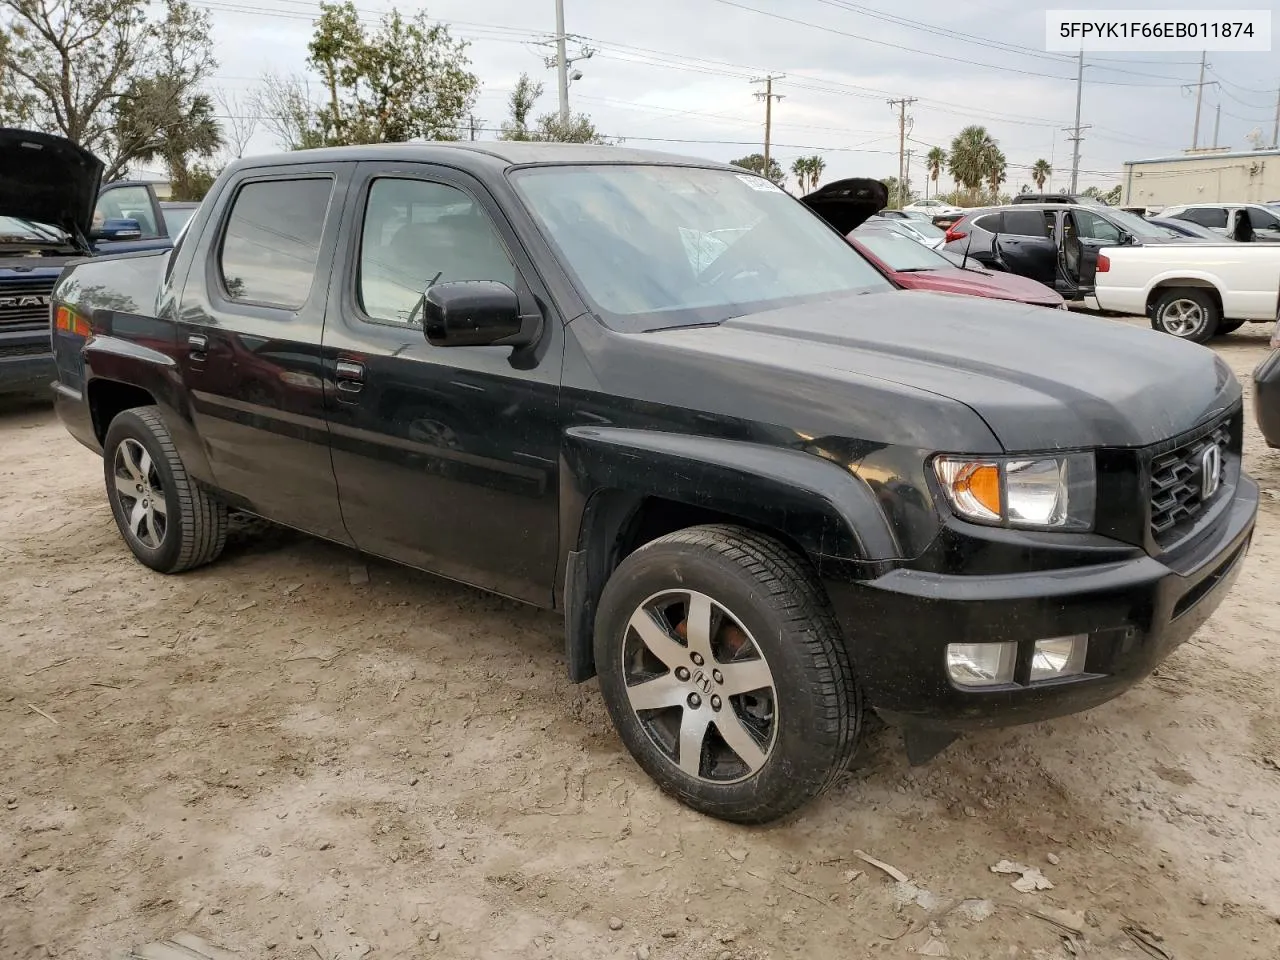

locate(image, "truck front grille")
[[1149, 418, 1232, 543], [0, 278, 55, 329]]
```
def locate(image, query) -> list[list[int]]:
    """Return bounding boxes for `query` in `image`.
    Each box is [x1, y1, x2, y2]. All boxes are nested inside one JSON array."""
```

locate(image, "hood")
[[801, 178, 888, 234], [0, 128, 104, 236], [898, 266, 1064, 306], [644, 290, 1237, 450]]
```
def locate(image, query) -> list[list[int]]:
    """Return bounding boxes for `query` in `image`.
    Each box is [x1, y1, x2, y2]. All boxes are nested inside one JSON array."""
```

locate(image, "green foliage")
[[731, 153, 785, 187], [0, 0, 219, 180], [881, 176, 916, 207], [499, 72, 609, 144], [1082, 184, 1123, 205], [947, 125, 999, 192], [925, 146, 947, 197], [1031, 158, 1052, 191], [789, 155, 826, 193], [306, 1, 479, 145]]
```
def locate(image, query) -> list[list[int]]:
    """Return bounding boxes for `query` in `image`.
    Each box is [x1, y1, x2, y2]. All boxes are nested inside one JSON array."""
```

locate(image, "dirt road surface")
[[2, 321, 1279, 960]]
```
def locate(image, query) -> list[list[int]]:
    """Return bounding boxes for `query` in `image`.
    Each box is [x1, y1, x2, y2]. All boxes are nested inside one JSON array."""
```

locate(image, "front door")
[[174, 164, 354, 542], [92, 183, 168, 253], [321, 162, 564, 605]]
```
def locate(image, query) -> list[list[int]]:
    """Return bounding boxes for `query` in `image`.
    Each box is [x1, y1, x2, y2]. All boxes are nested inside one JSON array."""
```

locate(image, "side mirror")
[[90, 217, 142, 242], [423, 281, 540, 348]]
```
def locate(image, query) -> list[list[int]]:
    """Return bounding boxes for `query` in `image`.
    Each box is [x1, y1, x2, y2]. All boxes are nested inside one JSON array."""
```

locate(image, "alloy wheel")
[[1160, 298, 1205, 338], [112, 438, 169, 549], [621, 589, 778, 783]]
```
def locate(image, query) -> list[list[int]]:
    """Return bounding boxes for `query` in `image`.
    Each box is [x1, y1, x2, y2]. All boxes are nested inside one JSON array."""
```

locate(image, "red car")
[[802, 179, 1065, 309]]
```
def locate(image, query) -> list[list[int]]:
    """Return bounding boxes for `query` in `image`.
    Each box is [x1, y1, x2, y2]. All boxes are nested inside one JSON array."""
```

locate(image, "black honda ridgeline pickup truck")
[[50, 143, 1257, 823]]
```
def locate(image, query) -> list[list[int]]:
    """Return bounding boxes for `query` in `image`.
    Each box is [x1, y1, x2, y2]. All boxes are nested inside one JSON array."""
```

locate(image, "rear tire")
[[103, 406, 227, 573], [1151, 288, 1219, 343], [594, 524, 861, 823]]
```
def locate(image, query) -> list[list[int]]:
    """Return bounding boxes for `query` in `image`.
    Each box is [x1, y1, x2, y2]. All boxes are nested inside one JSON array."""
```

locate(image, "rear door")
[[320, 161, 565, 605], [174, 163, 355, 542], [992, 209, 1057, 286]]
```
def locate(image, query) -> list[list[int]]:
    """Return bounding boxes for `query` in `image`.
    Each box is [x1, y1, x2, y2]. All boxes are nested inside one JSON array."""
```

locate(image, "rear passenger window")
[[1182, 207, 1227, 228], [1002, 210, 1049, 237], [219, 178, 333, 309], [358, 178, 516, 327]]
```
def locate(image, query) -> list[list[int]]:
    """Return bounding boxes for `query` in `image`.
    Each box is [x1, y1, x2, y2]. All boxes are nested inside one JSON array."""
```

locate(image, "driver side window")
[[93, 185, 160, 238], [1248, 207, 1280, 232], [357, 178, 516, 327], [1071, 210, 1122, 243]]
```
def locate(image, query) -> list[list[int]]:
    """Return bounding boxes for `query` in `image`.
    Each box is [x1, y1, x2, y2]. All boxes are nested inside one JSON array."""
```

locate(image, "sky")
[[194, 0, 1280, 195]]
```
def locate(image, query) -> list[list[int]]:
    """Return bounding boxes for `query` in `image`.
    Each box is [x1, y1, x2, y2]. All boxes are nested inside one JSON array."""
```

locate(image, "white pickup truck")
[[1087, 242, 1280, 342]]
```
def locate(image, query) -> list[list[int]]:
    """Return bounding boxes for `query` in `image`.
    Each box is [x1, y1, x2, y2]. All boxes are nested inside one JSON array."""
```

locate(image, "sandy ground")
[[2, 319, 1279, 960]]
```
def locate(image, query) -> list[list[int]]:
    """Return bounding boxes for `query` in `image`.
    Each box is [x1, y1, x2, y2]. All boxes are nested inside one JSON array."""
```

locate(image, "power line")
[[701, 0, 1189, 87]]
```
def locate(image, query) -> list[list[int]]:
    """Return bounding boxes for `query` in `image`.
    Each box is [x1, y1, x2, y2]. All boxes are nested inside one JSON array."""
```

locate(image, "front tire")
[[103, 406, 228, 573], [594, 525, 861, 823], [1151, 288, 1219, 343]]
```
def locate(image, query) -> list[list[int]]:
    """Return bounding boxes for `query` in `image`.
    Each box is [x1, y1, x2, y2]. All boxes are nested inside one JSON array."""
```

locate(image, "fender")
[[82, 319, 216, 486], [558, 425, 906, 681]]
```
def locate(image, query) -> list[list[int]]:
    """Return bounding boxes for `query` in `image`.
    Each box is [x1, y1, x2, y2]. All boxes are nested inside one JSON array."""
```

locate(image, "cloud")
[[204, 0, 1278, 192]]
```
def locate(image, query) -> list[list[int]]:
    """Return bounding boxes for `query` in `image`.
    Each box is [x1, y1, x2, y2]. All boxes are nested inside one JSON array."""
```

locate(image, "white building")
[[1122, 147, 1279, 211]]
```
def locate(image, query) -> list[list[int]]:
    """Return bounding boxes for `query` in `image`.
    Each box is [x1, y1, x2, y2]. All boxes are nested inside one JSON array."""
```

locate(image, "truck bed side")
[[1094, 244, 1280, 321]]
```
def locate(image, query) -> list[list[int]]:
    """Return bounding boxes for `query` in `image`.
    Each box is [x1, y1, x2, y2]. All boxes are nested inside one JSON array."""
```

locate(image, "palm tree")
[[985, 146, 1007, 201], [808, 155, 826, 190], [926, 147, 946, 200], [948, 125, 998, 192], [1032, 158, 1052, 191], [791, 157, 810, 193]]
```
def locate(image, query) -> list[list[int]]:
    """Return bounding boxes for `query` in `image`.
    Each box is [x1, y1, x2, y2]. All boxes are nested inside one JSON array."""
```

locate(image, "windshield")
[[512, 164, 891, 330], [892, 219, 944, 240], [1102, 207, 1180, 239], [853, 227, 952, 271], [0, 216, 68, 243]]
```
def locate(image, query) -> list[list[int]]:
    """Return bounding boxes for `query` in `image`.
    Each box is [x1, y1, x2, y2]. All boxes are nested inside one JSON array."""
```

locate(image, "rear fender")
[[83, 323, 214, 485]]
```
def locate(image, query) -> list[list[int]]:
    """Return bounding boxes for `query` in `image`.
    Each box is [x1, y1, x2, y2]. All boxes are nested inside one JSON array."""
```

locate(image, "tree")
[[214, 88, 259, 160], [0, 0, 219, 180], [985, 147, 1007, 201], [790, 155, 824, 193], [499, 73, 543, 141], [305, 1, 479, 145], [947, 125, 998, 192], [881, 176, 915, 206], [1032, 158, 1052, 191], [252, 73, 327, 151], [731, 154, 785, 187], [498, 71, 608, 144], [925, 147, 947, 200], [790, 157, 810, 192], [1082, 184, 1123, 205], [808, 155, 826, 191]]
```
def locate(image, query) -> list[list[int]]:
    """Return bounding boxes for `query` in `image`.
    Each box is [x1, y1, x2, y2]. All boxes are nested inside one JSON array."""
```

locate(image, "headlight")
[[933, 452, 1096, 530]]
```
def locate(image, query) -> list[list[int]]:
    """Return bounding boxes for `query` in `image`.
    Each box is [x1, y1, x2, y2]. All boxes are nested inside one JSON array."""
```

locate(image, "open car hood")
[[800, 178, 888, 234], [0, 128, 104, 236]]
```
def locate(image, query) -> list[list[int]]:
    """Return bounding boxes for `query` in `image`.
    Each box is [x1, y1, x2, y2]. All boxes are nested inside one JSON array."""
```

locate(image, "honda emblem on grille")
[[1200, 444, 1222, 501]]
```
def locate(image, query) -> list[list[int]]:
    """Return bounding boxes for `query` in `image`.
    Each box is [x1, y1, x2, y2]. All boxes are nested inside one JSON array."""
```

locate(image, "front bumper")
[[825, 475, 1258, 733], [0, 329, 54, 396], [1254, 349, 1280, 449]]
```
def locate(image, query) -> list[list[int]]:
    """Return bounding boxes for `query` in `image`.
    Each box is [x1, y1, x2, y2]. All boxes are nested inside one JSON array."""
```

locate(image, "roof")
[[1125, 148, 1280, 166], [229, 140, 730, 173]]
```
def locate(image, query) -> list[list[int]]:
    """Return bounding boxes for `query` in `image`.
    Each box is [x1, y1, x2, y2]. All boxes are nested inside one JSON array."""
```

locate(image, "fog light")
[[1030, 635, 1088, 682], [946, 642, 1017, 687]]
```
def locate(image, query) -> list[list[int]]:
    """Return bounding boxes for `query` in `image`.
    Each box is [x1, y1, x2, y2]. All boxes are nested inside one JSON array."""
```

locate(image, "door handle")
[[187, 333, 208, 361], [335, 359, 364, 394]]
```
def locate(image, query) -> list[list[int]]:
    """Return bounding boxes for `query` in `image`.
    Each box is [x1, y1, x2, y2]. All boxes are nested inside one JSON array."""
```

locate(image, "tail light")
[[944, 219, 968, 243], [1097, 254, 1110, 273], [54, 305, 92, 337]]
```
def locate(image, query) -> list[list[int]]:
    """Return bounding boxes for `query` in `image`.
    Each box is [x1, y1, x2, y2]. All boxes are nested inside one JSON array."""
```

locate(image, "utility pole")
[[887, 96, 917, 207], [752, 75, 785, 176], [1272, 84, 1279, 148], [1213, 101, 1221, 148], [1185, 51, 1220, 150], [905, 148, 914, 202], [1067, 49, 1087, 193], [1063, 124, 1091, 192], [468, 114, 483, 141], [554, 0, 568, 124]]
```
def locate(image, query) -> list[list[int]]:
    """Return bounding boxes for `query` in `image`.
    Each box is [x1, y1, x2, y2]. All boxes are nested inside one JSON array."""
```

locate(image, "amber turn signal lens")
[[934, 458, 1002, 522]]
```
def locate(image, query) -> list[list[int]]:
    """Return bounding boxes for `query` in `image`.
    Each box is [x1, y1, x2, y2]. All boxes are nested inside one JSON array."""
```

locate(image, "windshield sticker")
[[737, 174, 784, 193]]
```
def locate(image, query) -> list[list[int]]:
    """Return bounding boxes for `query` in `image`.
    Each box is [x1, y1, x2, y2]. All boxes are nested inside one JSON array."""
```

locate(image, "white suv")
[[903, 198, 963, 216], [1161, 202, 1280, 242]]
